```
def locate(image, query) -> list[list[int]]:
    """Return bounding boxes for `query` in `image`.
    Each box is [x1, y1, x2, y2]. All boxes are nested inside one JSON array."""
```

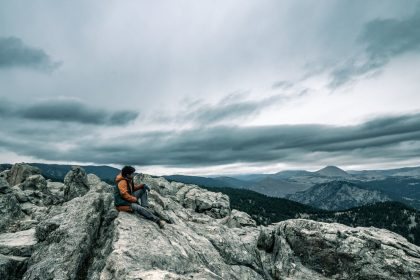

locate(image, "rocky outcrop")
[[0, 229, 37, 257], [0, 165, 61, 230], [98, 175, 420, 280], [0, 169, 10, 182], [17, 175, 63, 206], [63, 166, 90, 201], [0, 169, 61, 234], [138, 174, 231, 217], [1, 164, 420, 280], [99, 212, 263, 280], [221, 209, 257, 228], [5, 174, 63, 228], [0, 176, 10, 194], [46, 181, 65, 197], [0, 174, 25, 233], [0, 254, 28, 280], [23, 187, 117, 280], [0, 193, 25, 233], [257, 219, 420, 279], [7, 163, 41, 187]]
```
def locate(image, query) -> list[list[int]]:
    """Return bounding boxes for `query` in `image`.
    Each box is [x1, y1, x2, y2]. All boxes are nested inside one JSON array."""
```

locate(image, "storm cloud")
[[184, 93, 287, 125], [2, 112, 420, 168], [329, 7, 420, 88], [1, 1, 419, 173], [0, 36, 60, 71], [149, 92, 295, 127], [1, 99, 139, 125]]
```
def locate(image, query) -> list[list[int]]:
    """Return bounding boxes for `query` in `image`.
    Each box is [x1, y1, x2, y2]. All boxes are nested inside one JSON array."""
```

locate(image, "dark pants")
[[131, 187, 159, 222]]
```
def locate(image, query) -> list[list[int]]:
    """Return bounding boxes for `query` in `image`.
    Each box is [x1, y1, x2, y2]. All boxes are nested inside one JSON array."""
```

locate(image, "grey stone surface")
[[11, 186, 28, 203], [138, 174, 231, 219], [46, 181, 65, 199], [19, 203, 48, 221], [63, 166, 90, 201], [0, 176, 10, 194], [183, 187, 230, 218], [7, 164, 41, 187], [87, 173, 113, 194], [0, 193, 25, 233], [20, 175, 47, 192], [0, 170, 10, 182], [0, 165, 419, 280], [221, 209, 257, 228], [0, 228, 37, 257], [22, 187, 117, 280], [14, 175, 62, 208], [0, 253, 28, 280], [99, 212, 264, 280], [257, 219, 420, 279], [99, 176, 420, 280]]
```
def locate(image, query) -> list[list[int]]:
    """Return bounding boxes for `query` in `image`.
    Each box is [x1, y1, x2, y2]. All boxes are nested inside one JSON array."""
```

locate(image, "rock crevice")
[[0, 164, 419, 280]]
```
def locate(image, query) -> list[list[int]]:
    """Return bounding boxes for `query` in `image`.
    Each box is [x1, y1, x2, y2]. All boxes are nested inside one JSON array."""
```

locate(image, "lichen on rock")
[[0, 164, 419, 280]]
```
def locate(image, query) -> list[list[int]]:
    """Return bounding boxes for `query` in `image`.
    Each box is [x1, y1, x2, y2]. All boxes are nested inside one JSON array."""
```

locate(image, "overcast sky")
[[1, 0, 420, 175]]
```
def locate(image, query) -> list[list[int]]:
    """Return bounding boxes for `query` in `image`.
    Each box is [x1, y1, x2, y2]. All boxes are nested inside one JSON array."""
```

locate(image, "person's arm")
[[118, 180, 137, 203], [133, 183, 145, 191]]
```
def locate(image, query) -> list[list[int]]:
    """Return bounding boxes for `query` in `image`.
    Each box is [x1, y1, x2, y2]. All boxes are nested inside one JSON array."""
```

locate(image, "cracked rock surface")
[[0, 164, 419, 279]]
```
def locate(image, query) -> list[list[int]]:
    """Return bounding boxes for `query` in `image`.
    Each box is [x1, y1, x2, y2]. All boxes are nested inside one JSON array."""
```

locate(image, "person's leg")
[[133, 187, 149, 207], [131, 203, 159, 222]]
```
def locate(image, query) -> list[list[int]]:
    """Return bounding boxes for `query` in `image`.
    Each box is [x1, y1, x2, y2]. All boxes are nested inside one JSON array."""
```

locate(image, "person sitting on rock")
[[114, 165, 165, 229]]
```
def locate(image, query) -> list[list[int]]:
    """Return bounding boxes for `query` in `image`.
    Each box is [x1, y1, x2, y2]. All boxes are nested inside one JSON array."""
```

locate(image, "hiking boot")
[[157, 220, 166, 229]]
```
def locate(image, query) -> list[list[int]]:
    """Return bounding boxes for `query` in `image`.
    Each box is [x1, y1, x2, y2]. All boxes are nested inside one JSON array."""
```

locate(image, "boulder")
[[135, 174, 230, 219], [257, 219, 420, 279], [222, 209, 257, 228], [137, 174, 231, 219], [0, 253, 28, 280], [87, 173, 113, 194], [47, 181, 65, 197], [0, 193, 25, 233], [182, 187, 231, 218], [7, 163, 41, 187], [0, 228, 37, 257], [63, 166, 90, 201], [20, 175, 47, 192], [99, 212, 264, 280], [11, 186, 28, 202], [136, 174, 179, 197], [19, 203, 48, 221], [15, 175, 62, 206], [0, 176, 10, 194], [0, 170, 10, 182], [22, 188, 117, 280]]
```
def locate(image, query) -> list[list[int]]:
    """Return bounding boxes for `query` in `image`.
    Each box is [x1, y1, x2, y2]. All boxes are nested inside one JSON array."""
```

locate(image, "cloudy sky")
[[1, 0, 420, 175]]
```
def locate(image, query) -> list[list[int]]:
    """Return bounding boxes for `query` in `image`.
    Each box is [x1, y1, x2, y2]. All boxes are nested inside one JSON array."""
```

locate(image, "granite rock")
[[63, 166, 90, 201], [7, 164, 41, 187]]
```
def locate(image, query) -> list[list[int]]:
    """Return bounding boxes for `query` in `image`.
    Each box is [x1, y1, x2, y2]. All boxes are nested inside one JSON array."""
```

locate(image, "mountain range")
[[286, 180, 391, 210], [2, 162, 420, 211]]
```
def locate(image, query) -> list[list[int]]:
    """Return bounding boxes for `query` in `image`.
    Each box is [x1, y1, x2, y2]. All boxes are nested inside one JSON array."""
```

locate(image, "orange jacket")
[[115, 173, 145, 212]]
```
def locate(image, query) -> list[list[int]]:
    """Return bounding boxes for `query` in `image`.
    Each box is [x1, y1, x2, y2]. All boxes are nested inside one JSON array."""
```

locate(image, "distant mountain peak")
[[315, 165, 349, 177], [287, 180, 391, 211]]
